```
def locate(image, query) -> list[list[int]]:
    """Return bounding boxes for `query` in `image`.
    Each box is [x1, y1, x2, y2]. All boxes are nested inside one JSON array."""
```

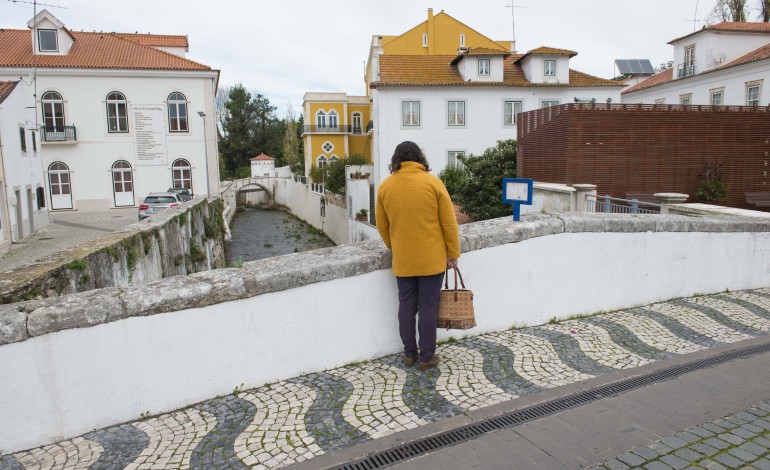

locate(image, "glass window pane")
[[51, 184, 60, 195], [124, 182, 133, 192], [60, 173, 69, 184]]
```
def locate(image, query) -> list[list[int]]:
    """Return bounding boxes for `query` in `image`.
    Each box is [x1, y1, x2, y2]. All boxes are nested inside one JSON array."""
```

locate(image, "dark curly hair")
[[389, 141, 431, 173]]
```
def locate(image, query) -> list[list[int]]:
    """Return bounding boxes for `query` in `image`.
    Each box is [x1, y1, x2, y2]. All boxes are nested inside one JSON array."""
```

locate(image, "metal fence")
[[586, 195, 661, 214]]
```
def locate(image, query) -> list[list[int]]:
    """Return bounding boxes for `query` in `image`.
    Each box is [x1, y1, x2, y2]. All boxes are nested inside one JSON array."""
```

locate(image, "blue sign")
[[501, 178, 534, 221]]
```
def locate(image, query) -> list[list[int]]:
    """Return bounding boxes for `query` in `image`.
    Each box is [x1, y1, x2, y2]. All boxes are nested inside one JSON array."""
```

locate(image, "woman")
[[376, 141, 460, 372]]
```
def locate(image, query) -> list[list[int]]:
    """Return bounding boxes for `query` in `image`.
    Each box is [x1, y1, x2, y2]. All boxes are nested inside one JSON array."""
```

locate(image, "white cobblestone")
[[434, 344, 516, 410], [542, 321, 653, 369]]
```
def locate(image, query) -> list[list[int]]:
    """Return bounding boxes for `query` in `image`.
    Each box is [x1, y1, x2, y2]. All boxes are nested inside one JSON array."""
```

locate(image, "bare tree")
[[281, 103, 300, 172], [214, 84, 231, 139], [760, 0, 770, 20], [708, 0, 748, 22]]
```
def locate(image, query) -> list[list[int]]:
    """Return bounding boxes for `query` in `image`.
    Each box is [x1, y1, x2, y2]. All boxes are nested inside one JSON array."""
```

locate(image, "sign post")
[[501, 178, 533, 221]]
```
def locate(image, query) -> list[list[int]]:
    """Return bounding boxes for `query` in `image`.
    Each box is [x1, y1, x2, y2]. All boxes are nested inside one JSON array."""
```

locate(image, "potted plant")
[[695, 164, 730, 203], [355, 208, 369, 221], [350, 171, 368, 180]]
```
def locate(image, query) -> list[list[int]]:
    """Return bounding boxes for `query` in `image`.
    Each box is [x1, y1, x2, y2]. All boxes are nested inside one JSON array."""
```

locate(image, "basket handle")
[[444, 267, 467, 300]]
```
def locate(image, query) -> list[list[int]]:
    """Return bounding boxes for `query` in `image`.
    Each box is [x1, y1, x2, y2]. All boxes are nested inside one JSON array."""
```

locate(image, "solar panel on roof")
[[615, 59, 655, 75]]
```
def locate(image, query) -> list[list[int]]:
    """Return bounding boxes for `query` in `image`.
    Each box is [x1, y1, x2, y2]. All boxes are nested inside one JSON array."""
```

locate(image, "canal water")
[[225, 207, 335, 265]]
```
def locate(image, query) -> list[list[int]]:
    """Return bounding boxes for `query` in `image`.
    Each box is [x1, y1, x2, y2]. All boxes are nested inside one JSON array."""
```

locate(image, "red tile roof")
[[450, 47, 510, 65], [669, 21, 770, 43], [372, 54, 621, 88], [116, 33, 188, 49], [0, 29, 211, 71], [526, 46, 578, 56], [710, 42, 770, 71], [0, 80, 19, 104], [622, 68, 673, 94], [251, 153, 275, 161]]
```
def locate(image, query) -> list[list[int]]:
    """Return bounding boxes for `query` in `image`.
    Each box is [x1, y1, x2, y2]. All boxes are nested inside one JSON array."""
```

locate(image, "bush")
[[454, 139, 517, 221], [439, 164, 469, 199], [325, 154, 369, 195]]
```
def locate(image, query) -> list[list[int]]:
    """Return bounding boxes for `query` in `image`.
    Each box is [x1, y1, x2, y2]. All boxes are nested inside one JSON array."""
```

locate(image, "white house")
[[368, 46, 624, 185], [0, 10, 220, 211], [250, 153, 276, 177], [622, 22, 770, 106], [0, 80, 49, 248]]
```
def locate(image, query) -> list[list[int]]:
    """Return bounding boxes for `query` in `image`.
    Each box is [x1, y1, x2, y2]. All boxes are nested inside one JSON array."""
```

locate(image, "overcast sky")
[[3, 0, 724, 117]]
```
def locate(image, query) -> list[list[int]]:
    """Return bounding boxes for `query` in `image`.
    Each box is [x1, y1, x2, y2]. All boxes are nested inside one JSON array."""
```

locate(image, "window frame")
[[19, 127, 27, 153], [38, 29, 58, 52], [478, 59, 490, 76], [171, 158, 192, 190], [503, 100, 523, 126], [710, 88, 724, 106], [351, 112, 363, 134], [31, 130, 37, 154], [447, 100, 466, 128], [544, 59, 556, 77], [167, 92, 189, 132], [460, 33, 466, 48], [41, 91, 65, 132], [106, 92, 129, 133], [315, 110, 326, 128], [401, 100, 421, 128], [111, 160, 134, 194], [447, 150, 466, 168], [746, 82, 762, 106], [540, 100, 560, 108], [679, 93, 692, 105], [328, 110, 339, 129], [422, 33, 428, 48], [322, 141, 334, 153]]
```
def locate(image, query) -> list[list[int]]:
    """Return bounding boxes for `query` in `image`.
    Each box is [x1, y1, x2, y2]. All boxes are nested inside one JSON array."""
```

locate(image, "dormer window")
[[544, 60, 556, 77], [38, 29, 58, 52], [478, 59, 490, 76]]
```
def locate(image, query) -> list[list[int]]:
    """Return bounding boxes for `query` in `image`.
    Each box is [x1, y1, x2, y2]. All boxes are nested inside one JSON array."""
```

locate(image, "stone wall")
[[0, 198, 227, 303], [2, 212, 770, 452]]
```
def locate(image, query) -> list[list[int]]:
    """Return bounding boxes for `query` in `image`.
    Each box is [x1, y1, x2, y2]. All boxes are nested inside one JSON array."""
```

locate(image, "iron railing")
[[365, 120, 373, 133], [586, 195, 661, 214], [302, 125, 352, 134], [677, 62, 696, 78], [41, 125, 77, 142]]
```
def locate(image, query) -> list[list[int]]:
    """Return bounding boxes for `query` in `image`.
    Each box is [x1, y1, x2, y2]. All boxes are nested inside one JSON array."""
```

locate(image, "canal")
[[225, 207, 335, 265]]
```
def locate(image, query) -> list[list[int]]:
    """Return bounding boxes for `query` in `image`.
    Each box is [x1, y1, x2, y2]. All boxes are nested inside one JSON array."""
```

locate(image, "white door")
[[112, 161, 135, 207], [48, 162, 73, 210]]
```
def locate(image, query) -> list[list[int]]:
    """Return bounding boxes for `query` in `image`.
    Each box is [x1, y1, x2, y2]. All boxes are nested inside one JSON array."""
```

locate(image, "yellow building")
[[302, 9, 512, 180], [302, 92, 372, 180]]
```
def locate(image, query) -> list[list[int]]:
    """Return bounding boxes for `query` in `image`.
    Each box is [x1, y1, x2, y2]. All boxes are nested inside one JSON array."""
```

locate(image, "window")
[[322, 141, 334, 153], [544, 60, 556, 76], [19, 128, 27, 153], [504, 100, 523, 125], [478, 59, 490, 76], [112, 160, 133, 193], [36, 187, 45, 210], [422, 33, 428, 48], [167, 92, 188, 132], [330, 155, 340, 163], [316, 110, 326, 128], [41, 91, 65, 132], [328, 110, 338, 129], [747, 83, 761, 106], [654, 98, 666, 105], [402, 101, 420, 127], [447, 150, 465, 167], [31, 130, 37, 153], [541, 100, 560, 108], [38, 29, 58, 52], [351, 112, 362, 134], [447, 100, 465, 126], [105, 92, 129, 133], [680, 94, 692, 105], [710, 89, 723, 106], [48, 162, 71, 196], [316, 155, 327, 168], [460, 33, 465, 47], [172, 158, 192, 189]]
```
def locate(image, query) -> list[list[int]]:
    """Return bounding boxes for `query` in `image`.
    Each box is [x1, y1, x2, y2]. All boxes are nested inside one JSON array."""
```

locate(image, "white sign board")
[[506, 181, 530, 202], [132, 105, 168, 166]]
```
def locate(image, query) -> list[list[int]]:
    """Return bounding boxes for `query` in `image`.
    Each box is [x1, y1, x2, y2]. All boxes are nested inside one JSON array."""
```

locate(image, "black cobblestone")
[[190, 395, 255, 470], [0, 455, 24, 470], [84, 423, 150, 470], [631, 308, 724, 348], [581, 316, 676, 361], [464, 337, 545, 396], [675, 300, 767, 337], [716, 295, 770, 321], [524, 327, 617, 375]]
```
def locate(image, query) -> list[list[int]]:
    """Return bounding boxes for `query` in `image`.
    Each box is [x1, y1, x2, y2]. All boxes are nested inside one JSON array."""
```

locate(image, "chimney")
[[427, 8, 434, 54]]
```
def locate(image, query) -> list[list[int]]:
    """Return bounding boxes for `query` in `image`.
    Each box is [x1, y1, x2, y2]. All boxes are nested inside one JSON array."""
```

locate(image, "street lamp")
[[197, 111, 211, 197]]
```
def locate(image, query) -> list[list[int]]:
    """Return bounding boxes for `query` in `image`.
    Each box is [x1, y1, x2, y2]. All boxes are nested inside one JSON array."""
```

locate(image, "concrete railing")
[[2, 212, 770, 452]]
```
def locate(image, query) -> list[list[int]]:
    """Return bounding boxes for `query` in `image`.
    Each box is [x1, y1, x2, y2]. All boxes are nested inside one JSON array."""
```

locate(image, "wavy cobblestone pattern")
[[11, 437, 102, 469], [130, 408, 216, 469], [3, 289, 770, 470], [235, 382, 320, 469]]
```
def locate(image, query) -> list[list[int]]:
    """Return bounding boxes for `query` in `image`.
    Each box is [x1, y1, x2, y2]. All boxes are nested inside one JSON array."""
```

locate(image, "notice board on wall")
[[132, 104, 168, 166]]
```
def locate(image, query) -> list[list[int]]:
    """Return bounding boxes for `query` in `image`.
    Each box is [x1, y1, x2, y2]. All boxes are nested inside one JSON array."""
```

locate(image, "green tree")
[[439, 164, 469, 199], [218, 85, 258, 177], [281, 103, 301, 173], [325, 154, 369, 195], [454, 139, 517, 222]]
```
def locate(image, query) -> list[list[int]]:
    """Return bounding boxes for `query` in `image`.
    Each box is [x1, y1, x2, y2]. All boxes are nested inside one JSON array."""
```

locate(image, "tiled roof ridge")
[[621, 68, 673, 94], [116, 32, 188, 48], [107, 32, 211, 70], [668, 21, 770, 44]]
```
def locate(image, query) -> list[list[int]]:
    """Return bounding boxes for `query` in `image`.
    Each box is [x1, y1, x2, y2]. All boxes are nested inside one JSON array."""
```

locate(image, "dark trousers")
[[396, 272, 444, 362]]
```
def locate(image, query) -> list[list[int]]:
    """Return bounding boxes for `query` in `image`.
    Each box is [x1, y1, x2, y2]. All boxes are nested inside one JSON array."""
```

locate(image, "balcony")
[[302, 125, 352, 135], [41, 125, 77, 143], [677, 62, 697, 78], [365, 120, 373, 134]]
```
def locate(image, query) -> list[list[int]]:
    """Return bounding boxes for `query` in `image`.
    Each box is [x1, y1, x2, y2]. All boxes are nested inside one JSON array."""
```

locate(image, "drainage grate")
[[330, 341, 770, 470]]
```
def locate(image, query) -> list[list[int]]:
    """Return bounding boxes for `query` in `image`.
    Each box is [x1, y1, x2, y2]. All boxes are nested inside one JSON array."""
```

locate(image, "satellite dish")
[[715, 52, 726, 63]]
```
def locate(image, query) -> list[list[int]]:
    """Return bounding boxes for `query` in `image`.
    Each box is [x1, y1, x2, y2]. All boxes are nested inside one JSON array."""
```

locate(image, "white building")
[[368, 46, 624, 186], [0, 10, 220, 211], [622, 22, 770, 106], [250, 153, 276, 177], [0, 80, 49, 248]]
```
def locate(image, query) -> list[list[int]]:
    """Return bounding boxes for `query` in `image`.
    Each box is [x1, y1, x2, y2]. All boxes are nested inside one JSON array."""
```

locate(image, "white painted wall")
[[0, 70, 219, 211], [2, 226, 769, 451], [456, 56, 505, 82], [373, 84, 621, 186], [671, 30, 770, 78], [0, 81, 49, 243]]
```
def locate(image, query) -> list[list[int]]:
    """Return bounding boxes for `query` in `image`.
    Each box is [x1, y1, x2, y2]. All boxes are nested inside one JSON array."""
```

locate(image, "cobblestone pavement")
[[591, 401, 770, 470], [2, 288, 770, 469]]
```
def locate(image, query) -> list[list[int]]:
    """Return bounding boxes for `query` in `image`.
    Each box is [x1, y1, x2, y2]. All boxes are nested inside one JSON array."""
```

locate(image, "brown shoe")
[[404, 354, 418, 367], [418, 355, 440, 372]]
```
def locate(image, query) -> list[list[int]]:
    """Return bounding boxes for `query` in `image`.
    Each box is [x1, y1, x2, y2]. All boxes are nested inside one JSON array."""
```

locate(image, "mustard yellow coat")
[[376, 161, 461, 277]]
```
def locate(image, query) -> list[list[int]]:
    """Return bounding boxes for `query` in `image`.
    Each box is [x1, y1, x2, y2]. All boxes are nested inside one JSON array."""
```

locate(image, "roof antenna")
[[6, 0, 67, 9], [505, 1, 525, 54]]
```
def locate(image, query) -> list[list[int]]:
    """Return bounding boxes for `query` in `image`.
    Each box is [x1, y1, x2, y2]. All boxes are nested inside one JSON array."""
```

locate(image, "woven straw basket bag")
[[437, 267, 476, 330]]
